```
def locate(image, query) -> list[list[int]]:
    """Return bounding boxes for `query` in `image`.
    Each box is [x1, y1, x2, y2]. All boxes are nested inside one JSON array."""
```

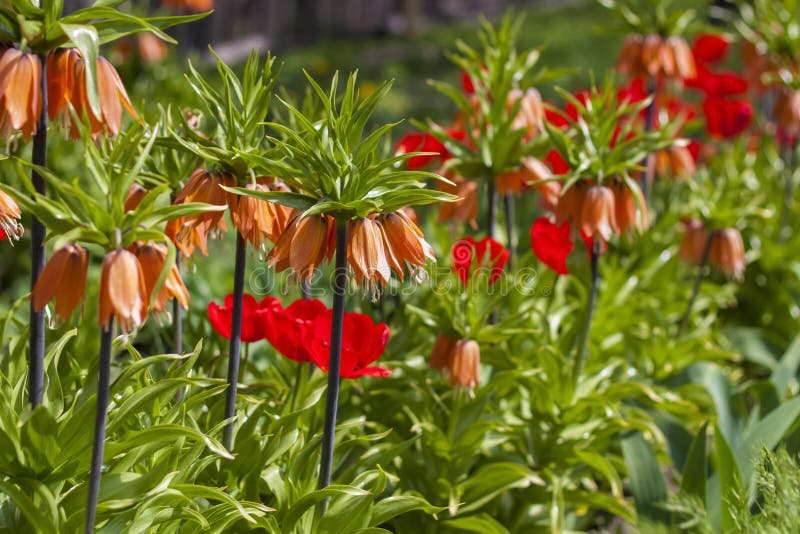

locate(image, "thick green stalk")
[[317, 221, 348, 510]]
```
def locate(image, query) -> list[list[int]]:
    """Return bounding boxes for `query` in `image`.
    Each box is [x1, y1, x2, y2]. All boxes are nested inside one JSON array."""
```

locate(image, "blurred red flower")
[[692, 34, 730, 64], [451, 236, 510, 285], [395, 131, 446, 169], [207, 293, 268, 342], [530, 218, 573, 275], [703, 96, 753, 139], [262, 297, 328, 362], [545, 149, 570, 175], [308, 310, 391, 378]]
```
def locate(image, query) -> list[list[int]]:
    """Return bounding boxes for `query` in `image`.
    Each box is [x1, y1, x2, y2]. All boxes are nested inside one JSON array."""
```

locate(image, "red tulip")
[[692, 34, 730, 64], [530, 218, 573, 275], [308, 310, 391, 378], [207, 293, 268, 342], [395, 131, 447, 170], [451, 236, 510, 286], [545, 149, 570, 175], [686, 64, 748, 96], [703, 96, 753, 139], [460, 70, 475, 94], [263, 297, 328, 362]]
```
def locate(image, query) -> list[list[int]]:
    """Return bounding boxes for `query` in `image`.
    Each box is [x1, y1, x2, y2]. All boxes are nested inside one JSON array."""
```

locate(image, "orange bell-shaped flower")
[[99, 249, 148, 333], [709, 228, 745, 280], [130, 241, 190, 314], [229, 177, 293, 251], [0, 48, 42, 140], [269, 212, 334, 283], [32, 243, 89, 323], [581, 185, 618, 242], [379, 210, 436, 282], [348, 217, 391, 299], [0, 187, 23, 241], [449, 339, 481, 389], [613, 180, 648, 234], [430, 332, 457, 371], [679, 219, 708, 266], [437, 172, 478, 229]]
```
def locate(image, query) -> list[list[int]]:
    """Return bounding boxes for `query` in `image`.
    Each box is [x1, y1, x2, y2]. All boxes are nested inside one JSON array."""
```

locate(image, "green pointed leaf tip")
[[267, 70, 450, 217]]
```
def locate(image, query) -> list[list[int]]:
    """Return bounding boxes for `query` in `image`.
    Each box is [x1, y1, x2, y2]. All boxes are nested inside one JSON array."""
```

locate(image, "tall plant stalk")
[[574, 238, 601, 383], [172, 251, 183, 354], [487, 179, 497, 239], [779, 140, 796, 241], [223, 232, 247, 450], [28, 56, 48, 407], [85, 319, 114, 533], [677, 232, 715, 334], [317, 221, 348, 506], [504, 192, 515, 269], [640, 77, 658, 201]]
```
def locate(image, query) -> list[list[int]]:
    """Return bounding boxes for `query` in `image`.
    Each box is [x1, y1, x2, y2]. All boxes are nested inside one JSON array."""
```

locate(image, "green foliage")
[[234, 70, 455, 220], [597, 0, 702, 37]]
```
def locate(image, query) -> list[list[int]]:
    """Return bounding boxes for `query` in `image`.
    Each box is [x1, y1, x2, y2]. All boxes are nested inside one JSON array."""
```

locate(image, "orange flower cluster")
[[33, 240, 190, 331], [0, 48, 42, 140], [166, 169, 234, 256], [554, 179, 647, 241], [496, 156, 562, 202], [617, 34, 696, 81], [679, 221, 746, 280], [228, 178, 293, 251], [269, 209, 435, 298], [47, 49, 138, 138], [430, 333, 481, 389], [437, 173, 478, 228]]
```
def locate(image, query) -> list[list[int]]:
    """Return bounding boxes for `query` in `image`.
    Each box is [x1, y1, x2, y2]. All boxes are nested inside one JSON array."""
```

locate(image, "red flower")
[[308, 310, 391, 378], [686, 64, 748, 97], [460, 70, 475, 94], [703, 96, 753, 139], [0, 229, 6, 240], [395, 131, 447, 170], [207, 293, 268, 342], [451, 236, 510, 285], [692, 34, 730, 64], [530, 218, 573, 275], [262, 297, 328, 362], [545, 149, 570, 176]]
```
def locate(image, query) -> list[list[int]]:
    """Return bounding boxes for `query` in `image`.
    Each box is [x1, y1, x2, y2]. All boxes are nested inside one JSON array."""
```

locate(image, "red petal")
[[692, 34, 729, 64], [530, 218, 573, 275], [207, 299, 232, 339]]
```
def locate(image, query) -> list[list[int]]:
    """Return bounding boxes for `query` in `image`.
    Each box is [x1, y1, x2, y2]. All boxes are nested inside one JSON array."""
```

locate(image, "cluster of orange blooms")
[[617, 34, 697, 81], [554, 179, 648, 242], [679, 220, 745, 280], [430, 333, 481, 389], [165, 170, 294, 257], [269, 208, 435, 300], [31, 240, 189, 332], [435, 85, 555, 227], [0, 46, 137, 142]]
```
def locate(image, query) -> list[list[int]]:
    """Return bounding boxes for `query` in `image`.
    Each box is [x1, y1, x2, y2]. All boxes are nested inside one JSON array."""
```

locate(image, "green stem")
[[317, 221, 348, 509], [677, 232, 715, 334], [574, 238, 601, 384]]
